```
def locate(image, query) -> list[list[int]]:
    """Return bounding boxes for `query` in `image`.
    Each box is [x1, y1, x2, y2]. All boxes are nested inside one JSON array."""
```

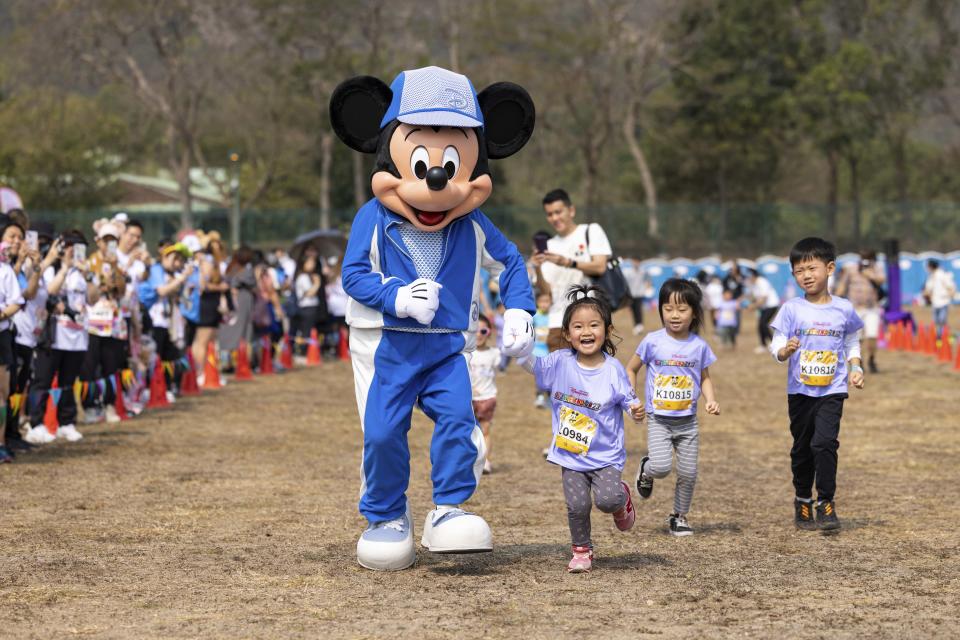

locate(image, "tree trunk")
[[352, 152, 366, 209], [318, 131, 333, 229], [717, 159, 728, 252], [891, 132, 911, 243], [848, 154, 861, 247], [623, 104, 659, 241], [169, 126, 193, 230], [826, 149, 839, 238]]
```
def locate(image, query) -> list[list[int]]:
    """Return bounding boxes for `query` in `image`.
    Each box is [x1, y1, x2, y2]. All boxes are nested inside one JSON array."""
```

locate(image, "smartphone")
[[73, 243, 86, 262], [26, 231, 38, 251], [106, 239, 118, 259], [533, 233, 549, 254]]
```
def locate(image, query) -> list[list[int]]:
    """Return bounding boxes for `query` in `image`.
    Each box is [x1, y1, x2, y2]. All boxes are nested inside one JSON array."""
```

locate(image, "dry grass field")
[[1, 306, 958, 639]]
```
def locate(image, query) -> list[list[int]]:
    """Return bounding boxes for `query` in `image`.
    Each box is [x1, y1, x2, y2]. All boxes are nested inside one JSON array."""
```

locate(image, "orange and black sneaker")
[[815, 499, 840, 531], [794, 498, 816, 531]]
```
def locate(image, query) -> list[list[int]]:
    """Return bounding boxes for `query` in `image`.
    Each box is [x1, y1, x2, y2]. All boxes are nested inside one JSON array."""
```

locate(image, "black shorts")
[[0, 329, 13, 367], [198, 292, 222, 328]]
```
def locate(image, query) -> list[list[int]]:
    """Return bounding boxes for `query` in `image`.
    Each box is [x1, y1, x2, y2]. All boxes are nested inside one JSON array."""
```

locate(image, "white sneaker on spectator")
[[24, 424, 56, 445], [104, 405, 121, 424], [57, 424, 84, 442], [166, 391, 176, 404], [633, 324, 645, 336], [83, 408, 103, 424], [753, 346, 767, 354]]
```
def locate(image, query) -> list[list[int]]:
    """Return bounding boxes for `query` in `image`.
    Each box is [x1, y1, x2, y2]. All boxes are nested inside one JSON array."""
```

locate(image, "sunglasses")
[[478, 328, 490, 336]]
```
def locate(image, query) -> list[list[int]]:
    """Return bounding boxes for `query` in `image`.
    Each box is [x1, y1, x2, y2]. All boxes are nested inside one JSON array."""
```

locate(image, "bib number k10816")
[[799, 350, 838, 386]]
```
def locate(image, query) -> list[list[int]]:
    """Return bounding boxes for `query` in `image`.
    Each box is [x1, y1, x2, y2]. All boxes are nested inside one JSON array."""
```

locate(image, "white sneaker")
[[104, 405, 121, 424], [82, 408, 103, 424], [421, 506, 492, 553], [534, 394, 546, 409], [196, 373, 205, 387], [24, 424, 56, 445], [165, 391, 176, 404], [357, 505, 416, 571], [483, 459, 493, 475], [633, 323, 645, 335], [753, 346, 767, 354], [57, 424, 84, 442]]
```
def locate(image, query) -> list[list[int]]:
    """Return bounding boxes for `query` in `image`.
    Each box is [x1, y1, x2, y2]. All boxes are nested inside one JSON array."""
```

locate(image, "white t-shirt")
[[43, 267, 89, 351], [469, 347, 501, 401], [326, 276, 348, 317], [0, 262, 25, 332], [752, 276, 781, 309], [540, 223, 612, 328], [296, 273, 320, 308], [705, 280, 724, 310], [925, 268, 956, 308], [14, 268, 47, 348]]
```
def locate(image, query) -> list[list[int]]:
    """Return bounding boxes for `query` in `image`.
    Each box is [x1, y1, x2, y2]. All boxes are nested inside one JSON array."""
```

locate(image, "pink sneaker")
[[567, 545, 593, 573], [612, 481, 636, 531]]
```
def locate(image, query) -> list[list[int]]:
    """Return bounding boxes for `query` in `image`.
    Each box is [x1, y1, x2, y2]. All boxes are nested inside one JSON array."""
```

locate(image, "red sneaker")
[[612, 481, 636, 531], [567, 545, 593, 573]]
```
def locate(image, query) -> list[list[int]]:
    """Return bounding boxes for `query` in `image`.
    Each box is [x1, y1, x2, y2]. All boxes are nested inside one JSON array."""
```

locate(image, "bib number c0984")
[[799, 350, 838, 386], [555, 406, 598, 455]]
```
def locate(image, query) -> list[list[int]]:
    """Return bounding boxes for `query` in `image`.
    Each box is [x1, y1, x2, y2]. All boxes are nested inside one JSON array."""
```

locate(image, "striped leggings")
[[645, 413, 699, 515]]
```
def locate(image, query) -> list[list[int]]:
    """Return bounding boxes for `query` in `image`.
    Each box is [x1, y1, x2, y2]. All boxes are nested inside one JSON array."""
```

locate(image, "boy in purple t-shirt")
[[769, 237, 865, 532]]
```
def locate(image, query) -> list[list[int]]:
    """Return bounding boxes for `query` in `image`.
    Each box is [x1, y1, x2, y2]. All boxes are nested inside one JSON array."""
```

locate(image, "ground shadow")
[[598, 552, 672, 570], [421, 542, 672, 575]]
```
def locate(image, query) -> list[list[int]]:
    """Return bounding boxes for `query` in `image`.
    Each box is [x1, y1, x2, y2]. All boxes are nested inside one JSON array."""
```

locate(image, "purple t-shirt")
[[769, 296, 864, 397], [635, 329, 717, 417], [715, 300, 739, 328], [534, 350, 639, 472]]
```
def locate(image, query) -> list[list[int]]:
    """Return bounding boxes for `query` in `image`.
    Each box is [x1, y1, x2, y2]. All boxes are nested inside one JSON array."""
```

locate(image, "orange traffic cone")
[[280, 334, 294, 369], [925, 323, 938, 355], [338, 326, 350, 361], [235, 341, 254, 381], [938, 327, 952, 362], [908, 323, 919, 352], [113, 373, 130, 421], [147, 359, 170, 409], [43, 393, 59, 434], [180, 352, 201, 396], [260, 337, 275, 375], [954, 337, 960, 371], [203, 343, 222, 389], [892, 322, 903, 351], [306, 329, 322, 366]]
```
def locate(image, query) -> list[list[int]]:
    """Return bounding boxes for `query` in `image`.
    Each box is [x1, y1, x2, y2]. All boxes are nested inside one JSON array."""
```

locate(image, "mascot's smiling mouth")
[[412, 208, 449, 226]]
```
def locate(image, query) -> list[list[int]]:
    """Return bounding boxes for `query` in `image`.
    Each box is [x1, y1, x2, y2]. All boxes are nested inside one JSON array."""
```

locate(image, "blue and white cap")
[[379, 66, 483, 129]]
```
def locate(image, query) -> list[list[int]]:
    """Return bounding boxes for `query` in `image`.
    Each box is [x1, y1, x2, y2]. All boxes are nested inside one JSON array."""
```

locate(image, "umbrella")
[[290, 229, 347, 263]]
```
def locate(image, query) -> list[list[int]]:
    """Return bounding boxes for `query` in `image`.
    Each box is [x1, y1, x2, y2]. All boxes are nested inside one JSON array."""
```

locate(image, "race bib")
[[555, 406, 598, 455], [653, 374, 694, 411], [88, 303, 115, 337], [799, 350, 837, 386]]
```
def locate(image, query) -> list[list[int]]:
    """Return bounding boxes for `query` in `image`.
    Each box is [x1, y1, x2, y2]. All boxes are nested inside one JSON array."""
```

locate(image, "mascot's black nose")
[[426, 166, 448, 191]]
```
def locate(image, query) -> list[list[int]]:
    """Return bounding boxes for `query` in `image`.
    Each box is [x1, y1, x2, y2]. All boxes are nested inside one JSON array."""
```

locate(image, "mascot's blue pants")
[[350, 327, 484, 522]]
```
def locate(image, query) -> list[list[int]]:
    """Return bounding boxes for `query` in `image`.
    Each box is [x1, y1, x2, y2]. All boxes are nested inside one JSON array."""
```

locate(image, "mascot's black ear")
[[478, 82, 536, 159], [329, 76, 393, 153]]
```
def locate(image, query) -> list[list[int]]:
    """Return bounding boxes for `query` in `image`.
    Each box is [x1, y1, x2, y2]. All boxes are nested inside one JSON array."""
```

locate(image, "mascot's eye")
[[442, 146, 460, 179], [410, 146, 429, 180]]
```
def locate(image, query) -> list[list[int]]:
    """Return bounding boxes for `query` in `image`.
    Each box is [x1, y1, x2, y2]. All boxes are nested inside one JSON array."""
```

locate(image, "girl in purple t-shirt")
[[521, 285, 643, 573], [627, 278, 720, 537]]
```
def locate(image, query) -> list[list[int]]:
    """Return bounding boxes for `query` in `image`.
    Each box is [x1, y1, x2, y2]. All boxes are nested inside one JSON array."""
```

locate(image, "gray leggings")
[[645, 413, 699, 515], [561, 466, 626, 547]]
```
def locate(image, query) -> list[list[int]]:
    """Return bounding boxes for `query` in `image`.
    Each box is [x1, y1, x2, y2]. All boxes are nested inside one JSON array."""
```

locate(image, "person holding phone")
[[0, 219, 26, 462], [530, 189, 612, 352]]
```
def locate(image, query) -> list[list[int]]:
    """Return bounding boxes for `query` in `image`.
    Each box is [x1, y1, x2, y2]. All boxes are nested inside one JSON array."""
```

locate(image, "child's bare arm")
[[626, 353, 644, 391], [701, 367, 720, 415]]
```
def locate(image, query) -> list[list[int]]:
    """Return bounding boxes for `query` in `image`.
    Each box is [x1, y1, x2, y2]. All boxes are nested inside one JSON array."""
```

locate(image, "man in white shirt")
[[530, 189, 611, 351], [924, 259, 956, 340]]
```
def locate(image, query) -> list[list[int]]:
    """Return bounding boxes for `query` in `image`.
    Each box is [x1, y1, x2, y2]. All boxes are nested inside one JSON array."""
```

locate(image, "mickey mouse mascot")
[[330, 66, 536, 570]]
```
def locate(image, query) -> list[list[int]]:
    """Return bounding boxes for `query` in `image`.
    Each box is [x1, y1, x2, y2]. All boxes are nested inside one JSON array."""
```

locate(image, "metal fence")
[[28, 202, 960, 257]]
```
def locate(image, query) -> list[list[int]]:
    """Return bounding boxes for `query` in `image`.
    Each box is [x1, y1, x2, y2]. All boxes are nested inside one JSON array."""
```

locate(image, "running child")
[[769, 237, 864, 531], [714, 288, 739, 349], [521, 285, 642, 573], [469, 314, 500, 475], [628, 278, 720, 537], [532, 290, 551, 409]]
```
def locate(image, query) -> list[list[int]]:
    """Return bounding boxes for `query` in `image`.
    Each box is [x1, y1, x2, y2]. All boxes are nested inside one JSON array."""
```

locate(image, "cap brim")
[[398, 111, 483, 128]]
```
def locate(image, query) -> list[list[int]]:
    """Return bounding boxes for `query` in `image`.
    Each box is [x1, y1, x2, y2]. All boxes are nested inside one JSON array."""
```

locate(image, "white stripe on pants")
[[645, 413, 699, 515]]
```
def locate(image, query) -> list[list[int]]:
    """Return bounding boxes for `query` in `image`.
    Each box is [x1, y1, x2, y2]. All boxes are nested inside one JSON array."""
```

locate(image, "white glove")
[[500, 308, 535, 357], [394, 278, 442, 325]]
